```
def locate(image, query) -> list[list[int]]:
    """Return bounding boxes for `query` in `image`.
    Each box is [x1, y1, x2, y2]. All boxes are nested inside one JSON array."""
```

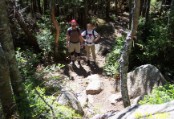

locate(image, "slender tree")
[[168, 0, 174, 40], [51, 0, 60, 57], [129, 0, 133, 29], [119, 0, 140, 107], [0, 45, 17, 119], [106, 0, 111, 18], [0, 0, 31, 118]]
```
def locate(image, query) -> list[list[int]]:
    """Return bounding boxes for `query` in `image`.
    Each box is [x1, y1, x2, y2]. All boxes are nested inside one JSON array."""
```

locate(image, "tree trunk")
[[43, 0, 48, 14], [145, 0, 151, 22], [106, 0, 110, 18], [142, 0, 151, 42], [0, 44, 17, 119], [51, 0, 60, 57], [15, 11, 41, 52], [142, 0, 146, 17], [119, 0, 140, 108], [129, 0, 133, 29], [168, 0, 174, 40], [115, 0, 118, 14], [37, 0, 42, 14], [0, 0, 31, 118], [84, 0, 88, 27]]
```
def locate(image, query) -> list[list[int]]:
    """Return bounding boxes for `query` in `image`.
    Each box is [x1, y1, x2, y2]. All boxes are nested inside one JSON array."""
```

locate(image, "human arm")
[[66, 31, 70, 48], [94, 31, 101, 42], [80, 31, 86, 43], [79, 35, 85, 43]]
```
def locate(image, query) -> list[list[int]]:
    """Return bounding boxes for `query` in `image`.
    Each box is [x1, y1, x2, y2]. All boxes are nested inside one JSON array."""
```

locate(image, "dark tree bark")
[[43, 0, 48, 13], [0, 44, 17, 119], [119, 0, 140, 108], [106, 0, 111, 18], [142, 0, 146, 17], [145, 0, 151, 22], [37, 0, 42, 14], [115, 0, 118, 14], [0, 0, 32, 118], [142, 0, 151, 42], [84, 0, 88, 27], [168, 0, 174, 40], [129, 0, 133, 29], [15, 11, 41, 52]]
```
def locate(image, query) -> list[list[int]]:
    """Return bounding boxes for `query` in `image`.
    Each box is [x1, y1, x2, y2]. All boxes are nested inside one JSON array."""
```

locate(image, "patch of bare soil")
[[62, 26, 125, 118]]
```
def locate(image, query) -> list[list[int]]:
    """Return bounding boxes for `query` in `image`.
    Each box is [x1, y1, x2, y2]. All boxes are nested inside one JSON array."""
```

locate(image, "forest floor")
[[61, 24, 125, 118], [36, 19, 129, 118]]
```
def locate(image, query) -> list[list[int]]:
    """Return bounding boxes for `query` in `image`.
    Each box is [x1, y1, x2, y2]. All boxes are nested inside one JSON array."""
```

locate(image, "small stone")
[[86, 75, 103, 95]]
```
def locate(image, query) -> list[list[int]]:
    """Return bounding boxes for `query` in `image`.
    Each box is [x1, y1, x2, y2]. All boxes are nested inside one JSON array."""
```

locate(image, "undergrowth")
[[16, 49, 81, 118], [139, 84, 174, 105], [104, 36, 124, 76]]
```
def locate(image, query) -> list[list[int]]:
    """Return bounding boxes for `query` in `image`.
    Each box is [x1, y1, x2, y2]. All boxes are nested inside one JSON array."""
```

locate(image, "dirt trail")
[[62, 26, 124, 118]]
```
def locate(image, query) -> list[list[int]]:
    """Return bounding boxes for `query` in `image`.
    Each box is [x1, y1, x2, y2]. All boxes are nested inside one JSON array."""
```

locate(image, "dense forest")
[[1, 0, 174, 119]]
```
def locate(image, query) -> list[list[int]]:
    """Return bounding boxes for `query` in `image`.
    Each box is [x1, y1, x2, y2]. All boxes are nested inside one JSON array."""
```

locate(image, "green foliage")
[[36, 16, 68, 60], [43, 64, 65, 73], [25, 84, 81, 119], [150, 0, 162, 13], [16, 48, 40, 77], [104, 36, 124, 76], [139, 84, 174, 105], [16, 49, 81, 118], [36, 16, 54, 54], [130, 17, 174, 75]]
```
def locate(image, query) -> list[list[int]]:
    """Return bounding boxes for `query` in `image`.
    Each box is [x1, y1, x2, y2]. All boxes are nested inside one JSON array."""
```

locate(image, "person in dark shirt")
[[66, 19, 84, 65]]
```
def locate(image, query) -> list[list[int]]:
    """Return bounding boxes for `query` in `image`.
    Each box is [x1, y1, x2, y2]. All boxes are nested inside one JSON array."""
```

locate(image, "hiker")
[[66, 19, 84, 65], [81, 23, 100, 65]]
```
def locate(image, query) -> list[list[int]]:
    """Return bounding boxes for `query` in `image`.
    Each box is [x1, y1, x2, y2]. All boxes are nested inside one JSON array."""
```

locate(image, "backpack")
[[68, 27, 80, 36], [84, 29, 96, 39]]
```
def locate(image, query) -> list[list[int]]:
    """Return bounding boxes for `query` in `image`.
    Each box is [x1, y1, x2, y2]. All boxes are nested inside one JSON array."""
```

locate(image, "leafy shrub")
[[36, 16, 54, 56], [36, 16, 69, 60], [130, 17, 174, 76], [104, 36, 124, 76], [25, 85, 81, 119], [139, 84, 174, 105], [16, 48, 40, 77], [16, 49, 81, 118]]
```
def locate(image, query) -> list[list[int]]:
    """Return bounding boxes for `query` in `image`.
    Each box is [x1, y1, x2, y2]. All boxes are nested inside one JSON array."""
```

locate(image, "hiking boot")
[[87, 60, 90, 65]]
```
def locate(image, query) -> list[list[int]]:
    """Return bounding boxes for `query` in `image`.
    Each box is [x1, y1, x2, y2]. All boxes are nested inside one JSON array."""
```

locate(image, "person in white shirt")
[[81, 23, 100, 64]]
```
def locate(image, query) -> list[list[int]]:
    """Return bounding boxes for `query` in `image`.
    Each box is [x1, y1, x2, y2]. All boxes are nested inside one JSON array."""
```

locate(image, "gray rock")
[[115, 64, 166, 99], [86, 75, 103, 95], [108, 101, 174, 119], [91, 111, 117, 119], [77, 92, 88, 108], [57, 90, 84, 115]]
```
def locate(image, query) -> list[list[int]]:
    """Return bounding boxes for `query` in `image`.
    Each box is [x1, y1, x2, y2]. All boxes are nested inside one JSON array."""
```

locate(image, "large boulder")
[[86, 75, 103, 95], [116, 64, 166, 99], [107, 101, 174, 119], [57, 90, 84, 115]]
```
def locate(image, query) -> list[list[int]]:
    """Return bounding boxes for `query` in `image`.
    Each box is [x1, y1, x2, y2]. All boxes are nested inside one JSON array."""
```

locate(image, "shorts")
[[69, 42, 80, 53]]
